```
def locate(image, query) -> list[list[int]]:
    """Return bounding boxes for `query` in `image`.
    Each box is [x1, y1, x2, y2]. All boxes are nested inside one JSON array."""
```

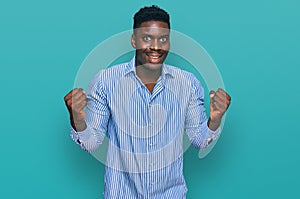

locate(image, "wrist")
[[70, 118, 87, 132], [208, 117, 221, 131]]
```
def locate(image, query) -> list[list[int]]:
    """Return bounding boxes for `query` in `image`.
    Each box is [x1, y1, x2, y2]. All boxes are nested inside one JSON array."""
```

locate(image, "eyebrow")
[[141, 33, 169, 38], [160, 34, 169, 37]]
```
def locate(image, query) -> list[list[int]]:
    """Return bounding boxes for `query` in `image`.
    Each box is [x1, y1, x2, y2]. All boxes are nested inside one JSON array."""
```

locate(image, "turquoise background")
[[1, 0, 299, 198]]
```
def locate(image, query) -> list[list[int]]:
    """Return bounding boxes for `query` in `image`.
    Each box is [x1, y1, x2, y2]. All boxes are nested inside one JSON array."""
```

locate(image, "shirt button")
[[150, 181, 155, 185], [149, 142, 154, 146]]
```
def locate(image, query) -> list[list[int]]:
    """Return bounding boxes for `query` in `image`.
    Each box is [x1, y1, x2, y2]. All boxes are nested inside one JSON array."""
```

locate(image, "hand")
[[208, 88, 231, 130], [64, 88, 87, 131]]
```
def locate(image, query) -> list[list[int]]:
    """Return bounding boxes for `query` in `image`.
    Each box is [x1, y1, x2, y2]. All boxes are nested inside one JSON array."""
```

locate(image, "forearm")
[[68, 72, 109, 152]]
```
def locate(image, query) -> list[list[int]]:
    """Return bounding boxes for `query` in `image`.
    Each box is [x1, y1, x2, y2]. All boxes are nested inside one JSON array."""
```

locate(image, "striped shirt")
[[70, 57, 220, 198]]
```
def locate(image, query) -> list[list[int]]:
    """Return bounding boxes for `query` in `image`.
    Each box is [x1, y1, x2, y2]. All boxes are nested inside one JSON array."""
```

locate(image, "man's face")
[[131, 21, 170, 70]]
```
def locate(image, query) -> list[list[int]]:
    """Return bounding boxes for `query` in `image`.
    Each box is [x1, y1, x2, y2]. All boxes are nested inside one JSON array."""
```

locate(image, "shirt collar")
[[124, 56, 174, 78]]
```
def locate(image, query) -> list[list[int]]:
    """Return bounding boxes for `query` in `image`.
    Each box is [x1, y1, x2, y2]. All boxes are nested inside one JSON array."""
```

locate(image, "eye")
[[143, 35, 151, 42], [159, 35, 169, 43]]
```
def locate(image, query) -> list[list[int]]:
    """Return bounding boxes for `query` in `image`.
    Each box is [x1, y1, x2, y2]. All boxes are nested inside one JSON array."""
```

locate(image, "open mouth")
[[146, 52, 164, 64]]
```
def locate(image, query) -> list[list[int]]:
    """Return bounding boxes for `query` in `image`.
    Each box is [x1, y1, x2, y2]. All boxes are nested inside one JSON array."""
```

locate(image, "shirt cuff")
[[70, 125, 92, 143], [206, 123, 221, 144]]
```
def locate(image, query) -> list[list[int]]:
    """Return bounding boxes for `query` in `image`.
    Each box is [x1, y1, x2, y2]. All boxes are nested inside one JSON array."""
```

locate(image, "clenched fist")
[[64, 88, 87, 131], [208, 88, 231, 131]]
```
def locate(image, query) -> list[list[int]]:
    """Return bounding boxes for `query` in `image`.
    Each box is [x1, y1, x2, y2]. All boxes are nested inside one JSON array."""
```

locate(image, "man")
[[64, 5, 231, 198]]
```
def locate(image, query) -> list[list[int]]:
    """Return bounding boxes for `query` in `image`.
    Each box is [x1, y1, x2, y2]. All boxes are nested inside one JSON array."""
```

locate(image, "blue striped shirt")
[[70, 57, 220, 198]]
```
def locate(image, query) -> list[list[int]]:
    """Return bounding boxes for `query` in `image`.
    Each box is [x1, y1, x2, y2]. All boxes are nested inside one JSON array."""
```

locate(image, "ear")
[[131, 34, 136, 49]]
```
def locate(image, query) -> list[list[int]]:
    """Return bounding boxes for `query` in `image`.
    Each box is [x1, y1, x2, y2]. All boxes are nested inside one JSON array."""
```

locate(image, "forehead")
[[135, 21, 170, 35]]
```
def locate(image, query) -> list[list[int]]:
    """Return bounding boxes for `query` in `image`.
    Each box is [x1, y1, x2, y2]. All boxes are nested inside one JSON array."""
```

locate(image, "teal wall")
[[1, 0, 299, 198]]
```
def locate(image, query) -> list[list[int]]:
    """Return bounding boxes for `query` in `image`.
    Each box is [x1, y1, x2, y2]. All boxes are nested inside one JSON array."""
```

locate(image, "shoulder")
[[164, 64, 203, 89], [96, 62, 129, 81], [88, 61, 130, 90]]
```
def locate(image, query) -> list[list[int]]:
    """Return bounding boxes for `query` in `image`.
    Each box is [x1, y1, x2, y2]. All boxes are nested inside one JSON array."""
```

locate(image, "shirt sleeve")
[[70, 72, 110, 152], [184, 75, 221, 150]]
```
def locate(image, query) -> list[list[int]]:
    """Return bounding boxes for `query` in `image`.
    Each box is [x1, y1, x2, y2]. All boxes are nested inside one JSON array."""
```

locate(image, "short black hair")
[[133, 5, 170, 29]]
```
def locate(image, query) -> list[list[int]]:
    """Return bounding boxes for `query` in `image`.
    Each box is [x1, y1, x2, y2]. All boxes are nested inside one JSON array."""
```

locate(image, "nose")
[[149, 39, 160, 50]]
